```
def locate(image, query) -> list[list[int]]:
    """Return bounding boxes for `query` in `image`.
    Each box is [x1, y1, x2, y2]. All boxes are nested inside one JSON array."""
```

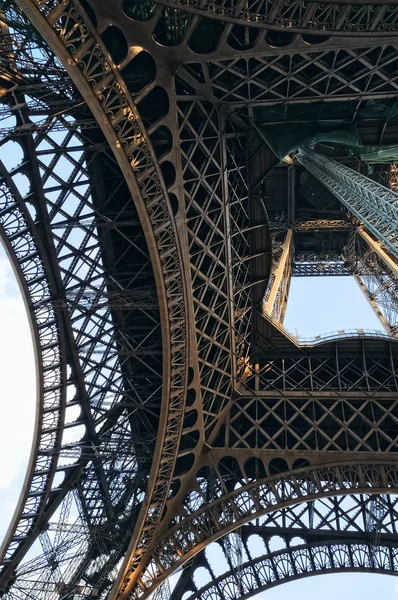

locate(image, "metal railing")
[[293, 328, 394, 345]]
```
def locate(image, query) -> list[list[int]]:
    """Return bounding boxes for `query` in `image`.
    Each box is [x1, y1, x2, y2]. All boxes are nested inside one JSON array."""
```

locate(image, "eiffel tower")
[[0, 1, 398, 599]]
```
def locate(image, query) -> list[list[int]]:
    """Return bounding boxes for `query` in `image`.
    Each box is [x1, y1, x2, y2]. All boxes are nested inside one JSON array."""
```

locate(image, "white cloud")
[[0, 247, 35, 541]]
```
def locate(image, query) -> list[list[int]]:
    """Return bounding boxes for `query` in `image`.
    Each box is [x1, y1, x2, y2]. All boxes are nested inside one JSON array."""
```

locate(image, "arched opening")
[[153, 7, 191, 46], [171, 490, 398, 600], [189, 18, 224, 54], [101, 26, 128, 65], [123, 0, 155, 21], [265, 30, 294, 48], [121, 50, 156, 95]]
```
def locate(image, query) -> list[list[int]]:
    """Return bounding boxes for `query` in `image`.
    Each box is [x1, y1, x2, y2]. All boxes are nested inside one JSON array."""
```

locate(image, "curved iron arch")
[[0, 157, 67, 578], [133, 460, 398, 597], [4, 0, 190, 595], [181, 539, 398, 600], [171, 493, 398, 599], [0, 9, 168, 594]]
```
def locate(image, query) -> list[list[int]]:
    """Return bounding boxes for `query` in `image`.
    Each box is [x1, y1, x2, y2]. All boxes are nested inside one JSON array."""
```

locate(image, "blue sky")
[[0, 245, 396, 596], [284, 275, 383, 337], [0, 245, 35, 543]]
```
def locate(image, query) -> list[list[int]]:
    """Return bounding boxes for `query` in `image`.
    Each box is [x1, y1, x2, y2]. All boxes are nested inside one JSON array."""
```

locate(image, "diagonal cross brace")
[[297, 147, 398, 260]]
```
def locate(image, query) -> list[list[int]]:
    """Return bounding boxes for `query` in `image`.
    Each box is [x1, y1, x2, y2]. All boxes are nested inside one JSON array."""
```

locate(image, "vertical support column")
[[220, 111, 237, 378], [296, 147, 398, 260], [357, 227, 398, 277], [287, 164, 295, 227], [356, 228, 398, 335], [263, 228, 293, 322], [353, 273, 393, 334], [344, 227, 398, 335]]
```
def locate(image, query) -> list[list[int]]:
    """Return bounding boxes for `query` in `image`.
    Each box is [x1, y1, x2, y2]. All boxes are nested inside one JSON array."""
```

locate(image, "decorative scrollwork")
[[188, 539, 398, 600], [134, 461, 398, 597]]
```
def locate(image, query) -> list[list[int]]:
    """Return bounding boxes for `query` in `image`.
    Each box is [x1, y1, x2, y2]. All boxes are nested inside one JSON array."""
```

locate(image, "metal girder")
[[358, 226, 398, 278], [293, 262, 352, 277], [287, 164, 295, 226], [2, 2, 398, 600], [294, 219, 354, 232], [263, 229, 293, 322], [150, 0, 398, 36], [170, 494, 398, 599], [71, 0, 398, 67], [388, 163, 398, 192], [342, 228, 398, 336], [297, 148, 398, 261], [179, 44, 398, 108], [215, 389, 398, 452]]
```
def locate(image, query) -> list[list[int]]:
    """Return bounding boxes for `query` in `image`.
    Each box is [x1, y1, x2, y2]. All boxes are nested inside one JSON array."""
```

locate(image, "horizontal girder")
[[149, 0, 398, 36]]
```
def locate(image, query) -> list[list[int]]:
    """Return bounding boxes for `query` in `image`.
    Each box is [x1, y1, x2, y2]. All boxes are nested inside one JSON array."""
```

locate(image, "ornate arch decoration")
[[15, 0, 190, 584], [179, 538, 398, 600], [133, 460, 398, 597], [89, 0, 398, 67], [169, 491, 398, 599], [0, 158, 67, 571]]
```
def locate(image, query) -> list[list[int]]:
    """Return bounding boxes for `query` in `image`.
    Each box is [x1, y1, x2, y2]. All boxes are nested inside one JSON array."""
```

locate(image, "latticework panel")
[[171, 493, 398, 599], [352, 231, 398, 335], [179, 99, 233, 433], [2, 1, 398, 600], [179, 45, 398, 107], [217, 393, 398, 452], [226, 122, 253, 379]]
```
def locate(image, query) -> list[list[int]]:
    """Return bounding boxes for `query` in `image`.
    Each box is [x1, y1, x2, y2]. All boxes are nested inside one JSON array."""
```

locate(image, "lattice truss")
[[297, 149, 398, 261], [179, 45, 398, 108], [343, 229, 398, 336], [170, 494, 398, 600], [0, 1, 398, 600], [261, 214, 398, 333], [262, 228, 292, 323], [150, 0, 398, 36], [0, 5, 162, 598]]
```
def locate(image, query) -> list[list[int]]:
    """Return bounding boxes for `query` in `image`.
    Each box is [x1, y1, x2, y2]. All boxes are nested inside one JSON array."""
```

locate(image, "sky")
[[284, 275, 383, 337], [0, 244, 36, 544], [0, 232, 396, 596]]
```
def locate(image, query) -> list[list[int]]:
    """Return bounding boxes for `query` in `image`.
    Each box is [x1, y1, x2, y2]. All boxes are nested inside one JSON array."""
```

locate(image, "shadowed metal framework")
[[0, 1, 397, 599]]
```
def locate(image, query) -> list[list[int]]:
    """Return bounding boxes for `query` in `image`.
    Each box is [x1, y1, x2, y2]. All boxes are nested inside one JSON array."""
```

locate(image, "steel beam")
[[263, 229, 293, 321], [349, 228, 398, 336], [357, 226, 398, 278], [151, 0, 398, 36], [297, 148, 398, 260]]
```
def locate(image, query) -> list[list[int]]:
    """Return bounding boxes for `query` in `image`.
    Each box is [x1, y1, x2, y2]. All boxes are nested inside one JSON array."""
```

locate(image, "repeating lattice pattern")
[[1, 1, 398, 600]]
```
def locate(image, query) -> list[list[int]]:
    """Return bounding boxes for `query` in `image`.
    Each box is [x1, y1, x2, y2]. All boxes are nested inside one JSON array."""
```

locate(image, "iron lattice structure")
[[0, 1, 397, 600]]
